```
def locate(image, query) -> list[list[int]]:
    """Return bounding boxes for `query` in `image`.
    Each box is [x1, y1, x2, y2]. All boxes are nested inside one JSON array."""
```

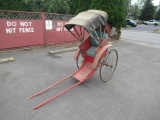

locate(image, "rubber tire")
[[99, 49, 118, 82]]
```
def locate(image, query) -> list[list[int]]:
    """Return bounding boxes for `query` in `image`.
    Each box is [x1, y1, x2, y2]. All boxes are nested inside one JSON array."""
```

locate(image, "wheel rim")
[[100, 49, 118, 82]]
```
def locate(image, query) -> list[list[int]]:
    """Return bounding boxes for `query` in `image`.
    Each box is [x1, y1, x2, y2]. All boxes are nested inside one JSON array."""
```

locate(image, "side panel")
[[92, 44, 112, 68], [79, 36, 91, 55]]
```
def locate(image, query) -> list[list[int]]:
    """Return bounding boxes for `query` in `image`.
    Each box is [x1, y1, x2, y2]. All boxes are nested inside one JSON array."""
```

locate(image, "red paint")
[[72, 62, 94, 81], [45, 20, 76, 44], [28, 28, 111, 110], [0, 11, 91, 50], [34, 81, 82, 110], [74, 48, 81, 60], [28, 75, 72, 100], [45, 20, 88, 44], [0, 11, 110, 50], [79, 36, 91, 55], [0, 19, 44, 49], [106, 24, 111, 36]]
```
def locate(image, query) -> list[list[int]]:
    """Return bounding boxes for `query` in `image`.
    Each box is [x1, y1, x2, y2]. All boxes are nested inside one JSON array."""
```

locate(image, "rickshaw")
[[28, 10, 118, 110]]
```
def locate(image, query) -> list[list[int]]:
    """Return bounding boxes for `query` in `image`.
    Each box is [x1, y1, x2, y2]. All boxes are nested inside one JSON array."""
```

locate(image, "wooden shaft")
[[28, 75, 71, 99], [34, 81, 82, 110], [33, 74, 94, 110]]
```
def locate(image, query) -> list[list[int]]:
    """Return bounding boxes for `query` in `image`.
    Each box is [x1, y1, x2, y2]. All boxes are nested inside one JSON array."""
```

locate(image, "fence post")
[[41, 12, 46, 46]]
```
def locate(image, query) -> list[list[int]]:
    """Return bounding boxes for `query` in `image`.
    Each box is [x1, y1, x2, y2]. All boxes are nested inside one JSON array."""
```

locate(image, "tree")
[[89, 0, 125, 39], [90, 0, 125, 28], [68, 0, 78, 15], [137, 0, 146, 9], [130, 3, 141, 19], [26, 0, 69, 14], [75, 0, 92, 14], [129, 0, 146, 20], [45, 0, 69, 14], [139, 0, 156, 20], [0, 0, 26, 11], [155, 9, 160, 20], [125, 0, 132, 19], [25, 0, 44, 12], [155, 3, 160, 20]]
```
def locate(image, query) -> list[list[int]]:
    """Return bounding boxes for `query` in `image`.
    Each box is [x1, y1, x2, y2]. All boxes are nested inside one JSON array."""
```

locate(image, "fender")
[[74, 48, 81, 60], [92, 44, 112, 68]]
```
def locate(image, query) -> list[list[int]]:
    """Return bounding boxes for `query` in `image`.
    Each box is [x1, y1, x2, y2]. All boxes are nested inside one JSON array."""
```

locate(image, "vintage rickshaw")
[[28, 10, 118, 110]]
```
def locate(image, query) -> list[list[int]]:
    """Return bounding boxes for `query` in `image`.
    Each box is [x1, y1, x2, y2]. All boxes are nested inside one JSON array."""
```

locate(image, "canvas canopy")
[[65, 10, 108, 33]]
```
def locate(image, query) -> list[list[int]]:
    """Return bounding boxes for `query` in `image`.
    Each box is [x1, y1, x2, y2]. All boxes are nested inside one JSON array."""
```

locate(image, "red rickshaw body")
[[28, 10, 117, 110]]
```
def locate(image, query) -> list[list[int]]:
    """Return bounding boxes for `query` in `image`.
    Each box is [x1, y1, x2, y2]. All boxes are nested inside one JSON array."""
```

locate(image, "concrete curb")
[[0, 57, 15, 64], [0, 47, 32, 53], [49, 47, 78, 54]]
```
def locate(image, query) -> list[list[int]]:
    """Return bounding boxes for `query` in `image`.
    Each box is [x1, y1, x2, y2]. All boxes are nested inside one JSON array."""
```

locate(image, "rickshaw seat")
[[90, 31, 101, 47], [86, 46, 97, 57], [86, 31, 108, 57]]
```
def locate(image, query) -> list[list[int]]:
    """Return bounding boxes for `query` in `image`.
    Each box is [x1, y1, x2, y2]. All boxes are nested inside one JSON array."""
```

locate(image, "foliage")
[[125, 0, 132, 19], [89, 0, 125, 38], [90, 0, 126, 28], [0, 0, 26, 11], [25, 0, 44, 12], [155, 4, 160, 20], [47, 0, 70, 14], [75, 0, 92, 14], [139, 0, 156, 20], [137, 0, 147, 9], [0, 0, 69, 14], [155, 8, 160, 20], [68, 0, 78, 15], [130, 3, 141, 20], [26, 0, 69, 14]]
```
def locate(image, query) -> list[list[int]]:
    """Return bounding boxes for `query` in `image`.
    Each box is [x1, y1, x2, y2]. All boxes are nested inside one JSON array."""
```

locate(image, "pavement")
[[0, 26, 160, 120], [125, 24, 158, 32], [121, 29, 160, 45]]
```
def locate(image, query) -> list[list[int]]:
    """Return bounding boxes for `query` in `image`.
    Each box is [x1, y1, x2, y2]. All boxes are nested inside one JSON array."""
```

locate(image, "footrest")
[[72, 62, 93, 82]]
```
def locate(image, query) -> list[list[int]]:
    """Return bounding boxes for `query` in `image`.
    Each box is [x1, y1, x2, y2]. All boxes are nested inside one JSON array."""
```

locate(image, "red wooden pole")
[[28, 75, 72, 99], [33, 74, 94, 110], [34, 81, 82, 110]]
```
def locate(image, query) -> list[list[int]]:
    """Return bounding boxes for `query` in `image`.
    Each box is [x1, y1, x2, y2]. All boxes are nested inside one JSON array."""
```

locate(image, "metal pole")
[[73, 27, 82, 40], [68, 30, 80, 41], [82, 28, 86, 40], [93, 30, 100, 44], [80, 26, 82, 39], [103, 26, 106, 39]]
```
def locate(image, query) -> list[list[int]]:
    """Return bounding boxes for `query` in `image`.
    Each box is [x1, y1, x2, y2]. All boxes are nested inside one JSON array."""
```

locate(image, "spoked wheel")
[[76, 54, 83, 69], [99, 49, 118, 82]]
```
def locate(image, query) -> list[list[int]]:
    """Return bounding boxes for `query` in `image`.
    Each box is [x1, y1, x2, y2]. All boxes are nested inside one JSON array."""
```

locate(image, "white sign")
[[55, 21, 73, 32], [6, 21, 34, 34], [45, 20, 52, 30]]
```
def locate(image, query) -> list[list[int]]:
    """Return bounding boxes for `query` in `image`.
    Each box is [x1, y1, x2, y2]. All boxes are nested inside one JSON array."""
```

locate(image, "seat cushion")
[[86, 46, 97, 57], [90, 31, 108, 47], [91, 37, 99, 47]]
